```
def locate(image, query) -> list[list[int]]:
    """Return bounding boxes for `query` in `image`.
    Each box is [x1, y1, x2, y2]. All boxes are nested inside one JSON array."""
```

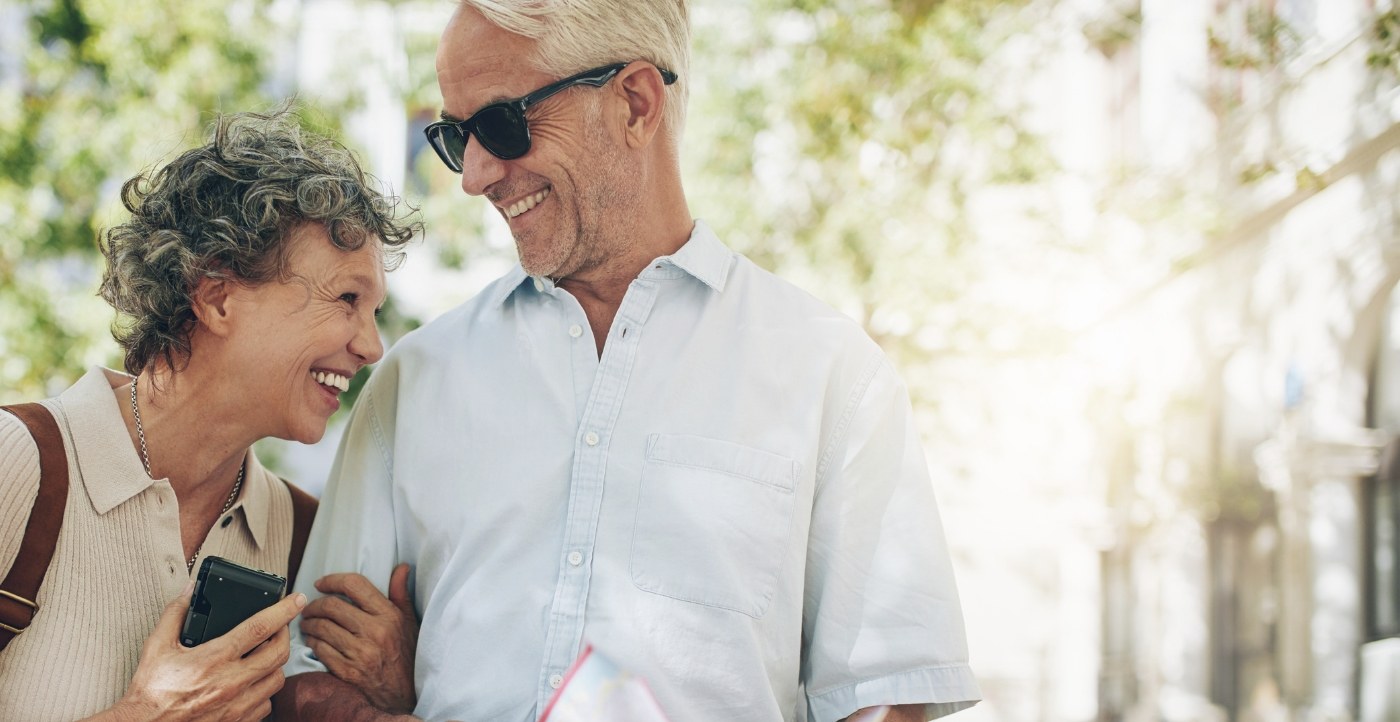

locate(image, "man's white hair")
[[460, 0, 690, 143]]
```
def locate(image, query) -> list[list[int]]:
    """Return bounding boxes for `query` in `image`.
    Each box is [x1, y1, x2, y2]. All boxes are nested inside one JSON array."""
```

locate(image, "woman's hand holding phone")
[[86, 584, 307, 722]]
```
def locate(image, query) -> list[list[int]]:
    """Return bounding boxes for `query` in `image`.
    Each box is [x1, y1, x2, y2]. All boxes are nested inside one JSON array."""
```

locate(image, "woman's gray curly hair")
[[99, 106, 421, 375]]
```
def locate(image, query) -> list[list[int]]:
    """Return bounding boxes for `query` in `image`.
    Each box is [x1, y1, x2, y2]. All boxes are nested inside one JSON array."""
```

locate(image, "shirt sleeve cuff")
[[284, 640, 329, 678], [806, 664, 982, 722]]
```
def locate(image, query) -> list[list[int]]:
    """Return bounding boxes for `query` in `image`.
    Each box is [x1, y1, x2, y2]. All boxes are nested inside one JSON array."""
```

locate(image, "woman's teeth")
[[313, 371, 350, 392], [506, 189, 550, 219]]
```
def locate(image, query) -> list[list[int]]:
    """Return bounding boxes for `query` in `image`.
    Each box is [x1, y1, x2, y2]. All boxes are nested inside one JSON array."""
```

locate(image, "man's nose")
[[459, 136, 507, 197]]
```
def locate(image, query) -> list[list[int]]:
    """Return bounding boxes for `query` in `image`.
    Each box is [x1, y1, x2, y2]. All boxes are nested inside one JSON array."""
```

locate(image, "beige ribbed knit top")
[[0, 367, 299, 721]]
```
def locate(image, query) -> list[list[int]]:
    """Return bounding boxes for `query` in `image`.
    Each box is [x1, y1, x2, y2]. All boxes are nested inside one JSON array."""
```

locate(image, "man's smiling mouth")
[[505, 188, 550, 219]]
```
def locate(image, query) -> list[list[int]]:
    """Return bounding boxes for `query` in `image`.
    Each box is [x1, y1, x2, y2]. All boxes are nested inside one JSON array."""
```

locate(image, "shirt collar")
[[232, 451, 276, 550], [646, 220, 734, 292], [62, 367, 154, 515], [489, 219, 735, 308], [63, 367, 273, 549], [488, 265, 531, 308]]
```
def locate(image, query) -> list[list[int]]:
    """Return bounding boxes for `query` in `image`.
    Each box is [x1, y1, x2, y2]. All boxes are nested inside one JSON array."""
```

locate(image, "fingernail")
[[294, 593, 307, 608], [182, 580, 195, 595]]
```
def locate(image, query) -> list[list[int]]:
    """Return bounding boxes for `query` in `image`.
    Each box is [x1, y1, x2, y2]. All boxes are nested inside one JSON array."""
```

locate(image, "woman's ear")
[[190, 276, 234, 337]]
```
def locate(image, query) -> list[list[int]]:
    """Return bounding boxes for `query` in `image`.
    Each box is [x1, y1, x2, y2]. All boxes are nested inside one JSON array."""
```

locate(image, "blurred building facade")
[[291, 1, 1400, 720], [1074, 0, 1400, 720]]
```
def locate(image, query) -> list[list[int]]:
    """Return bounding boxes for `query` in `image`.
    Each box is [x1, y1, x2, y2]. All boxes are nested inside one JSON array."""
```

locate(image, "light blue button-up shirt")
[[285, 221, 980, 722]]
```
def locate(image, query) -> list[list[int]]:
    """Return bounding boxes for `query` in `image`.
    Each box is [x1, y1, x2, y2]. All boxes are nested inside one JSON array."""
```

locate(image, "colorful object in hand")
[[539, 645, 670, 722]]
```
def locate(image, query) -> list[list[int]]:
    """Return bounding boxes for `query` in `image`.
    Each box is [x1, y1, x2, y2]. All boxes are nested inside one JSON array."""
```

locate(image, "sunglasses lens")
[[426, 124, 467, 173], [472, 105, 530, 160]]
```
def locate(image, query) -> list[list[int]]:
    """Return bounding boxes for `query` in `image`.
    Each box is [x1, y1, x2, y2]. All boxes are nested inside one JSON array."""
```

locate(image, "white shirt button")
[[568, 324, 583, 338], [532, 277, 545, 293], [585, 432, 599, 446], [549, 673, 563, 689], [567, 551, 583, 566]]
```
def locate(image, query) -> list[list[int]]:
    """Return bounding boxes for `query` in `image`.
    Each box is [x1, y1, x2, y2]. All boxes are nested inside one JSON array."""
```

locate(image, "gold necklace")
[[130, 376, 244, 572]]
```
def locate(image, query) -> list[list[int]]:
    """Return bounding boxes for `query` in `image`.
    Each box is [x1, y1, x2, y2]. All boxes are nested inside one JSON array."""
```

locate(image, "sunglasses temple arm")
[[522, 68, 624, 108]]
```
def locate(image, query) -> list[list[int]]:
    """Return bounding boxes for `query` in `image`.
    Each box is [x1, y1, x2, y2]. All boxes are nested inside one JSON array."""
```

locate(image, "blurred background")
[[4, 0, 1400, 719]]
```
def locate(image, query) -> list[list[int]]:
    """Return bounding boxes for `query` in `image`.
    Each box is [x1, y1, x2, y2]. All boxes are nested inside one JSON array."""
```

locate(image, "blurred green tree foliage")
[[0, 0, 290, 401], [2, 0, 1057, 415], [682, 0, 1055, 407]]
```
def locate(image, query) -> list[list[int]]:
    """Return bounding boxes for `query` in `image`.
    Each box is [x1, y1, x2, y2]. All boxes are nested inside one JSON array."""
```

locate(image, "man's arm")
[[802, 353, 981, 721], [279, 370, 416, 718], [273, 672, 417, 722]]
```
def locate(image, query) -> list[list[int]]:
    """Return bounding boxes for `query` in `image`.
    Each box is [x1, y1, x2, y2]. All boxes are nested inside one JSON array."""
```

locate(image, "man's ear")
[[613, 62, 669, 149], [191, 275, 234, 337]]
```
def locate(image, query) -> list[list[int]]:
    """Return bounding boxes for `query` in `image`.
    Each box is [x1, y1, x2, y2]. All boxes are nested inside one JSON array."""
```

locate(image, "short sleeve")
[[0, 409, 43, 578], [284, 367, 405, 678], [801, 356, 981, 722]]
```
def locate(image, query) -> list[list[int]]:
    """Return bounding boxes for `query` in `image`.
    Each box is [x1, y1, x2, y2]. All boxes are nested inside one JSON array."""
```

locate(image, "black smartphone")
[[180, 556, 287, 647]]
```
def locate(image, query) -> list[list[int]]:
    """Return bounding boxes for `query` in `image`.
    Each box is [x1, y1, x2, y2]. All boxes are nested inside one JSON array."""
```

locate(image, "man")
[[275, 1, 980, 720]]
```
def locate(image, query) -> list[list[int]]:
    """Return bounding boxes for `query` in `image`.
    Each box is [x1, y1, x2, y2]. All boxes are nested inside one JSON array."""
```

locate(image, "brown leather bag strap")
[[0, 403, 69, 652], [281, 479, 318, 591]]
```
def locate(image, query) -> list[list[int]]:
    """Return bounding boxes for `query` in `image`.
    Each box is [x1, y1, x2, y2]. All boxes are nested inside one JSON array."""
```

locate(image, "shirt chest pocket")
[[629, 434, 799, 619]]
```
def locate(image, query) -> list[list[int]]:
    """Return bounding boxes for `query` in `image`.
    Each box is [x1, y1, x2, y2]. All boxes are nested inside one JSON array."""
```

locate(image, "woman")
[[0, 107, 419, 720]]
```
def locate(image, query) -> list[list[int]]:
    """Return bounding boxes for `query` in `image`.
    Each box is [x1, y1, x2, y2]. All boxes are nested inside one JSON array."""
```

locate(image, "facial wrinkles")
[[273, 263, 368, 368], [523, 106, 603, 280], [483, 99, 576, 206], [233, 229, 377, 441], [269, 278, 348, 438], [572, 103, 644, 278], [486, 172, 549, 208], [301, 241, 387, 310], [273, 280, 340, 368], [283, 274, 345, 322]]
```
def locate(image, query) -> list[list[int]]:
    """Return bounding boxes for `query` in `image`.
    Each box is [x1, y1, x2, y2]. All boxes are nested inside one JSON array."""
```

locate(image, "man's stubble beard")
[[535, 104, 646, 282]]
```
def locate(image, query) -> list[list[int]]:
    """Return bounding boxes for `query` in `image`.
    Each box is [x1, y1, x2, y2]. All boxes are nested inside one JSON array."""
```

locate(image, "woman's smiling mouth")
[[312, 369, 351, 393]]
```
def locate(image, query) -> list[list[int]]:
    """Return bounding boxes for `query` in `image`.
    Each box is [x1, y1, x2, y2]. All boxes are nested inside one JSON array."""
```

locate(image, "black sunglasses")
[[424, 62, 679, 170]]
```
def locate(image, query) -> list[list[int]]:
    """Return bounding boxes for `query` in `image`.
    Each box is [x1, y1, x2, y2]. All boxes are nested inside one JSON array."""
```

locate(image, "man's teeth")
[[313, 371, 350, 393], [506, 189, 549, 219]]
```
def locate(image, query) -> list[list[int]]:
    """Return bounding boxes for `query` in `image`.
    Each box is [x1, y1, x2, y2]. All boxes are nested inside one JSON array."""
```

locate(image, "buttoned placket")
[[193, 501, 242, 576], [146, 478, 245, 592], [534, 276, 659, 710], [143, 480, 193, 596]]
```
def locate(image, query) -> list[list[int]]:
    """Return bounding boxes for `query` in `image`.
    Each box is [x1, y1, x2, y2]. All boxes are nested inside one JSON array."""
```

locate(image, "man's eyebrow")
[[440, 93, 520, 123]]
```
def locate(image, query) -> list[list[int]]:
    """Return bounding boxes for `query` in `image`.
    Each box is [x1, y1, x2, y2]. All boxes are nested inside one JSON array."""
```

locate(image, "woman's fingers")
[[147, 581, 196, 648], [248, 667, 287, 705], [242, 623, 292, 675], [220, 592, 307, 658], [242, 700, 273, 722]]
